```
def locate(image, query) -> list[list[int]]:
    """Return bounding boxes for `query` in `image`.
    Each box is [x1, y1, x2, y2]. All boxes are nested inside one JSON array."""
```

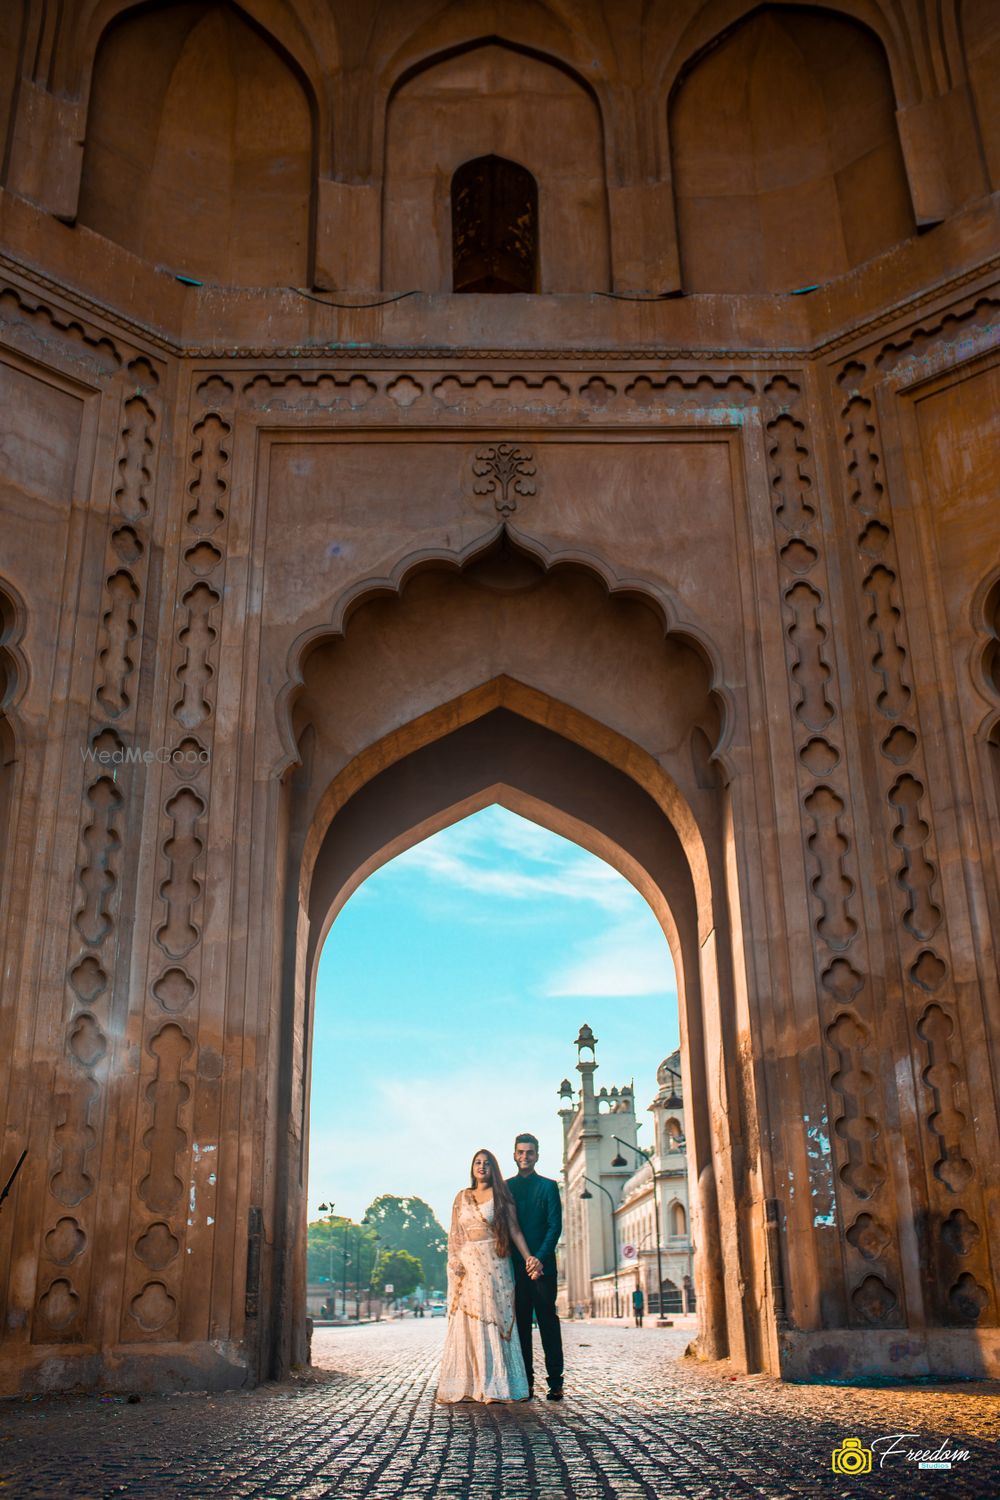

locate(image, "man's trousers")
[[513, 1272, 564, 1393]]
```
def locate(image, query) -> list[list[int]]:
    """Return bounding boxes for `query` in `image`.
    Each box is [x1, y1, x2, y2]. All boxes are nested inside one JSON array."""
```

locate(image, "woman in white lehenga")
[[436, 1148, 542, 1404]]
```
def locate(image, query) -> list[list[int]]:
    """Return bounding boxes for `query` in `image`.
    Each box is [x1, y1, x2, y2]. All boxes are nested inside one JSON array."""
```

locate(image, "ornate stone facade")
[[557, 1036, 693, 1323], [1, 1, 1000, 1393]]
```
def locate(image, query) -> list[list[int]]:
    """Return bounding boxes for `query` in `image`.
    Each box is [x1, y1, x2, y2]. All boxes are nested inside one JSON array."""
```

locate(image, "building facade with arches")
[[613, 1052, 694, 1320], [0, 0, 999, 1394]]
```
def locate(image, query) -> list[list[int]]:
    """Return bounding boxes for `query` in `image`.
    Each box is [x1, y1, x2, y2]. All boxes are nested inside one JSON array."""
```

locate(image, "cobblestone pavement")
[[1, 1320, 997, 1499]]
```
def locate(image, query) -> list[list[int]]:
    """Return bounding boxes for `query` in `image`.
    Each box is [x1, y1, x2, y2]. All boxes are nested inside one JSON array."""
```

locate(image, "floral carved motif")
[[472, 443, 537, 518]]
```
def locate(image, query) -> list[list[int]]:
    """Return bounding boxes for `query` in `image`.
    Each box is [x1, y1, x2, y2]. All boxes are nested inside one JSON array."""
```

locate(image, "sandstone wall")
[[0, 0, 998, 1392]]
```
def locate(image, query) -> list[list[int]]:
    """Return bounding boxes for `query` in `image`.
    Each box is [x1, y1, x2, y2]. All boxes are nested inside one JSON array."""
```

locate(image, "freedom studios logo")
[[831, 1433, 971, 1474]]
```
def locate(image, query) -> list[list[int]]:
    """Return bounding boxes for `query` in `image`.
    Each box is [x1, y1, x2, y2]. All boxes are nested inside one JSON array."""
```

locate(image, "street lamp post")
[[317, 1202, 337, 1316], [612, 1135, 665, 1325], [579, 1175, 621, 1318], [341, 1220, 351, 1319], [354, 1224, 364, 1320], [364, 1233, 380, 1319]]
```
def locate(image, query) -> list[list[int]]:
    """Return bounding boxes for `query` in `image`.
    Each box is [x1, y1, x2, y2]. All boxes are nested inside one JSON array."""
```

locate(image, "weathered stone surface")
[[2, 1323, 1000, 1498]]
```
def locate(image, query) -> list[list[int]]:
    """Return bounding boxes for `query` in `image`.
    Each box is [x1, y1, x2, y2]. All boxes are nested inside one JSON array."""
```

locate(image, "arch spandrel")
[[273, 527, 735, 788]]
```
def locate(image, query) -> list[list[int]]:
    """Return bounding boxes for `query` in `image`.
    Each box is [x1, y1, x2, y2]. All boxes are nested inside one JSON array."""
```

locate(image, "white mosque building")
[[557, 1026, 694, 1320]]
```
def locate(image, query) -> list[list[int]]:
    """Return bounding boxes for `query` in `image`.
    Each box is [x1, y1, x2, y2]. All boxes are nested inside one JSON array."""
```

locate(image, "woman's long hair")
[[468, 1147, 515, 1258]]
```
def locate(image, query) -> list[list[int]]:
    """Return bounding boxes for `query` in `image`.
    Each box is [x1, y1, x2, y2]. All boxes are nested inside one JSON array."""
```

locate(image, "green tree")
[[307, 1215, 379, 1291], [364, 1195, 447, 1292], [373, 1247, 423, 1300]]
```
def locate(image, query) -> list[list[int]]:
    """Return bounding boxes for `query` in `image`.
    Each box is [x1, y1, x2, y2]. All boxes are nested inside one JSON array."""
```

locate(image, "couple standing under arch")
[[436, 1135, 564, 1404]]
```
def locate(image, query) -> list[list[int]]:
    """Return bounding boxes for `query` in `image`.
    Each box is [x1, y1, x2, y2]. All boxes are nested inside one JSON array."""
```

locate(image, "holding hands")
[[525, 1254, 542, 1280]]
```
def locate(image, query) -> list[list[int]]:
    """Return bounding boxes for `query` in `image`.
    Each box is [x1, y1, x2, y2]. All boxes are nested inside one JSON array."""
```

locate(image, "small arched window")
[[660, 1279, 683, 1314], [452, 155, 538, 293]]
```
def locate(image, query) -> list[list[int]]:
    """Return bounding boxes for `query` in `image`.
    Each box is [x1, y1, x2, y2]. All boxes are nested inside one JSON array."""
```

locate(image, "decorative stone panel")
[[762, 373, 904, 1329]]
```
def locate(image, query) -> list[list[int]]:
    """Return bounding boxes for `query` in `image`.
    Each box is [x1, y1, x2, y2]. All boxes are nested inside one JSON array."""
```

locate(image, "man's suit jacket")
[[506, 1171, 562, 1279]]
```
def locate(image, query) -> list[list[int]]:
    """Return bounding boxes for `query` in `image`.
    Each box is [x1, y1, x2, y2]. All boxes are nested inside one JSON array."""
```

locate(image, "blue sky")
[[308, 806, 679, 1229]]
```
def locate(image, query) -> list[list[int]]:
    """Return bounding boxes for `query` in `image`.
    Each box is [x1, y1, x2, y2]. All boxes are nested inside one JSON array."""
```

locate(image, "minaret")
[[557, 1077, 575, 1145], [575, 1023, 598, 1121], [574, 1023, 607, 1297], [555, 1077, 575, 1305]]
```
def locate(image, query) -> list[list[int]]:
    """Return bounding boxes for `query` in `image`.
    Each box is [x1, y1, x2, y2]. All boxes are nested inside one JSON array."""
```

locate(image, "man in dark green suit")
[[506, 1132, 564, 1399]]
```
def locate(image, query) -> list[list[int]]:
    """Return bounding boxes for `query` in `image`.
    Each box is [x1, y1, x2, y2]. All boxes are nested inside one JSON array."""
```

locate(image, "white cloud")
[[475, 807, 573, 864], [309, 1065, 564, 1232], [391, 809, 636, 915], [543, 918, 675, 998]]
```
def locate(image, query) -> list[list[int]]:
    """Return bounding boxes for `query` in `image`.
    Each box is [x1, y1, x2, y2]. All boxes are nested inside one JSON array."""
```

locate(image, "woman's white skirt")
[[436, 1239, 530, 1404]]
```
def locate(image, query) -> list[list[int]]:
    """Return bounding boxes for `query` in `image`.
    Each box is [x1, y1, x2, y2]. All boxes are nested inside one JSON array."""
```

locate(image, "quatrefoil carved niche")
[[978, 577, 1000, 709], [44, 1217, 87, 1266]]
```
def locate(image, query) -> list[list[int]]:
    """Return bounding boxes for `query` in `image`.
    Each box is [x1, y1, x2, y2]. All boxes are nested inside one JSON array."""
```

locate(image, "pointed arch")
[[668, 4, 915, 292], [78, 1, 318, 285], [381, 37, 610, 292]]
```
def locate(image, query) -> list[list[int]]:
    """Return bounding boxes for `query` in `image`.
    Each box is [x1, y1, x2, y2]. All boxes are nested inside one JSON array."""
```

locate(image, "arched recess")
[[263, 538, 766, 1384], [669, 5, 915, 293], [0, 0, 25, 187], [77, 0, 316, 286], [382, 40, 610, 292], [964, 0, 1000, 190]]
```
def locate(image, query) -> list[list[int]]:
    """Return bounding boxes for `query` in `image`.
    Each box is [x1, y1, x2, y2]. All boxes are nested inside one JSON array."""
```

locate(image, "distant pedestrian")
[[632, 1287, 644, 1327]]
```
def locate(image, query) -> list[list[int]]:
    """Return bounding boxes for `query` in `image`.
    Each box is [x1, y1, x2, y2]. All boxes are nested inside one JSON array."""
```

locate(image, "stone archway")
[[263, 537, 769, 1382]]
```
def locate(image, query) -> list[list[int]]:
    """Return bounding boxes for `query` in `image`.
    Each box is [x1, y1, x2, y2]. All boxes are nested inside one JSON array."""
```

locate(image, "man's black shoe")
[[546, 1387, 564, 1401]]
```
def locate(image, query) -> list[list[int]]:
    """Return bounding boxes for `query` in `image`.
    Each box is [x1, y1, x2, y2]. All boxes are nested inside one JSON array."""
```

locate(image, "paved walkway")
[[1, 1320, 997, 1498]]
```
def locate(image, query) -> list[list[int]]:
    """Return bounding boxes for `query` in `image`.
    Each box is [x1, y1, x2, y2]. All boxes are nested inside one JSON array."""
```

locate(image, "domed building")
[[557, 1031, 693, 1321]]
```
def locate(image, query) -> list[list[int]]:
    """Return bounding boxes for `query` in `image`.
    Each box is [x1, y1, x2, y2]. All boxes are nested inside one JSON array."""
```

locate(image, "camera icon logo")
[[832, 1437, 873, 1474]]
